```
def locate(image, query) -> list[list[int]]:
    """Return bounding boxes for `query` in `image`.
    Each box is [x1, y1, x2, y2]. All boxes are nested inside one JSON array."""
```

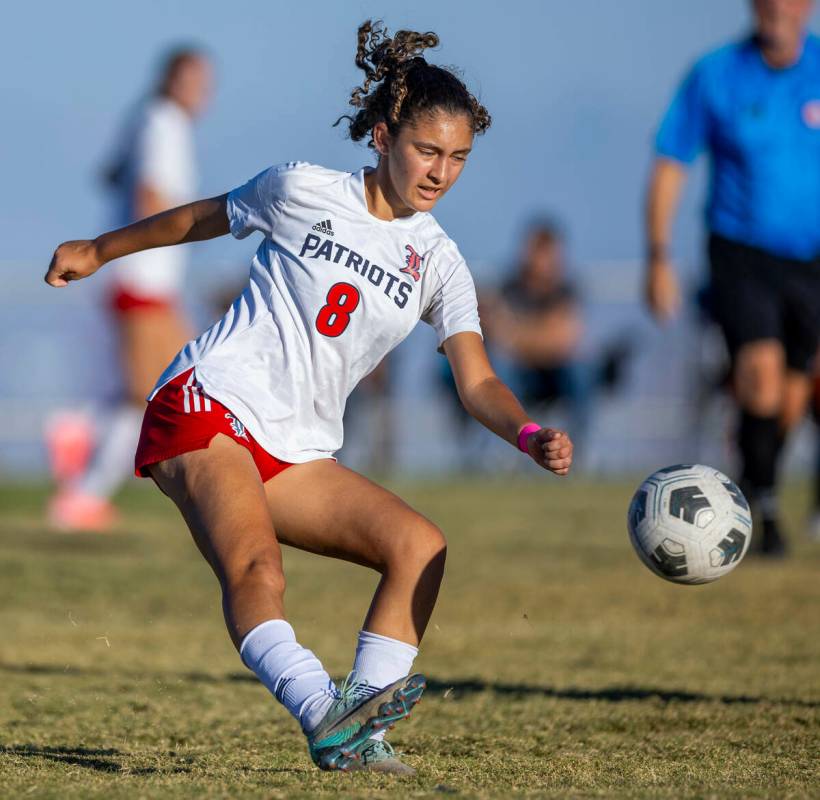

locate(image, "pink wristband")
[[517, 423, 541, 453]]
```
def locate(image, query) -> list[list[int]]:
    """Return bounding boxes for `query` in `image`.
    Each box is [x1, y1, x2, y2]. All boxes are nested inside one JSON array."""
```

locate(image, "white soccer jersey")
[[150, 162, 482, 463], [108, 97, 198, 297]]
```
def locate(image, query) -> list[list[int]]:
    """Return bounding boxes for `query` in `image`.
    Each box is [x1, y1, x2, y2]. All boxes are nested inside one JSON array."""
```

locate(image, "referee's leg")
[[708, 236, 797, 556], [732, 340, 790, 555]]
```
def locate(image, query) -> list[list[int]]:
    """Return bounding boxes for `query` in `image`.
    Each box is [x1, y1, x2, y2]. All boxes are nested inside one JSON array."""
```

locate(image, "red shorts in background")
[[135, 369, 294, 482], [110, 286, 177, 315]]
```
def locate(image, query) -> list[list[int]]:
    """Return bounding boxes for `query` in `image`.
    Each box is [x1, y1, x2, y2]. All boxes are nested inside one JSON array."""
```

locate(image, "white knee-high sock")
[[352, 630, 419, 691], [240, 619, 336, 734], [75, 404, 144, 499]]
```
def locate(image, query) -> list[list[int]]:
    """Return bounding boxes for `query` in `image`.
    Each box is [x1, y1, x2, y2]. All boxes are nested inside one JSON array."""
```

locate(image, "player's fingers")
[[544, 437, 569, 453], [546, 457, 572, 471], [544, 440, 572, 457], [44, 264, 68, 287], [541, 429, 567, 446]]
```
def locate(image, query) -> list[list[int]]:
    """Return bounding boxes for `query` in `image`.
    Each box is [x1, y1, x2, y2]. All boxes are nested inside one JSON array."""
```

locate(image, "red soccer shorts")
[[135, 368, 294, 482]]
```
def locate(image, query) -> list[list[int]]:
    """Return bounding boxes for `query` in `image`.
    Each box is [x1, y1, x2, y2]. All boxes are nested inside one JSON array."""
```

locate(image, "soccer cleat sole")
[[314, 674, 426, 772]]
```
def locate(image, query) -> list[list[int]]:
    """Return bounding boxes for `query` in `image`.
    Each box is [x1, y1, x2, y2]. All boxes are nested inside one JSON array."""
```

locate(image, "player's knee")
[[737, 377, 782, 415], [223, 550, 286, 598], [383, 518, 447, 576], [735, 344, 784, 414]]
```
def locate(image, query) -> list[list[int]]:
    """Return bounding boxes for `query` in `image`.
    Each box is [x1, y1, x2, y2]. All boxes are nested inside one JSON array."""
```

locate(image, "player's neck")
[[364, 166, 415, 222], [756, 33, 805, 69], [159, 91, 195, 117]]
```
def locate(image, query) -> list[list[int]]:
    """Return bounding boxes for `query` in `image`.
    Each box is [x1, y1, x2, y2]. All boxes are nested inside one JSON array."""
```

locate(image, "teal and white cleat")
[[307, 672, 426, 772]]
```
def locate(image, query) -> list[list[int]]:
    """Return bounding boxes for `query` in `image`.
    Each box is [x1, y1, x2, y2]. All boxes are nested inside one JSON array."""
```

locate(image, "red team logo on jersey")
[[401, 244, 424, 282]]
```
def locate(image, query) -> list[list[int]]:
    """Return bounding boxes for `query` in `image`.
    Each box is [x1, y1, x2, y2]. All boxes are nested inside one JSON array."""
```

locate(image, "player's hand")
[[645, 257, 681, 323], [527, 428, 573, 476], [44, 240, 103, 287]]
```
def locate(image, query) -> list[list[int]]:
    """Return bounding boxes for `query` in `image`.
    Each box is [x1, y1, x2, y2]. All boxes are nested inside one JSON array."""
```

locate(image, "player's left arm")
[[44, 194, 229, 288], [442, 331, 573, 476]]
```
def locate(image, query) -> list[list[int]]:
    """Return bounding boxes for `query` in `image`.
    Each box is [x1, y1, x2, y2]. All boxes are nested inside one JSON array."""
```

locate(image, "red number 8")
[[315, 282, 361, 338]]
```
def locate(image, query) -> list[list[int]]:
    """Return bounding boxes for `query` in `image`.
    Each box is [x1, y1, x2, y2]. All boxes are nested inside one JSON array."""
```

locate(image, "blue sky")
[[7, 0, 815, 281]]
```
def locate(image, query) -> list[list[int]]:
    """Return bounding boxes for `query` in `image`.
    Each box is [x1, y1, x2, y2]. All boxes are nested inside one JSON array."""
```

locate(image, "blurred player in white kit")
[[47, 47, 212, 531]]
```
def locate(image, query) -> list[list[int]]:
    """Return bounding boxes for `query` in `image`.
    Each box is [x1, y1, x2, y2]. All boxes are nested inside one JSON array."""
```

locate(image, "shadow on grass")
[[1, 745, 124, 773], [0, 744, 194, 775], [0, 744, 308, 777], [420, 678, 820, 707], [3, 661, 819, 709]]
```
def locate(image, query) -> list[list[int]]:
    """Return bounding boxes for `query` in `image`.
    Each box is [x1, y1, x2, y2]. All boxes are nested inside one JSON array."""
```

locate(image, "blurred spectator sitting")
[[443, 219, 630, 468], [481, 220, 583, 405]]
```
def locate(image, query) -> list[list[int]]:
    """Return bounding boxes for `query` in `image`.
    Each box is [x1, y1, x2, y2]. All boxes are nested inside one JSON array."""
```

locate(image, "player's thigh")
[[119, 307, 192, 401], [263, 459, 445, 571], [150, 433, 284, 585], [709, 236, 780, 372], [782, 260, 820, 376]]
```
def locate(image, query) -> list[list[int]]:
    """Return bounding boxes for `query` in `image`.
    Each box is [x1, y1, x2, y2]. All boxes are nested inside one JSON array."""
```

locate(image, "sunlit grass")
[[1, 479, 818, 798]]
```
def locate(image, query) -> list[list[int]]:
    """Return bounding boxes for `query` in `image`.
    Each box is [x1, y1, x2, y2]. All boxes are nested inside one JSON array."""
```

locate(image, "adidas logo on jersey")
[[312, 219, 334, 237]]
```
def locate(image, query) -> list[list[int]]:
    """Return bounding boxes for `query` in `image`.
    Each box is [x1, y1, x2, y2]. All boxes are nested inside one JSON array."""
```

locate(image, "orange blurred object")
[[45, 412, 94, 484], [47, 490, 118, 533]]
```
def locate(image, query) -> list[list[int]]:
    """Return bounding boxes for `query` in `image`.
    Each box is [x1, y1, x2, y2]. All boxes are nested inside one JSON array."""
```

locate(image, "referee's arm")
[[645, 58, 708, 324], [644, 157, 687, 323]]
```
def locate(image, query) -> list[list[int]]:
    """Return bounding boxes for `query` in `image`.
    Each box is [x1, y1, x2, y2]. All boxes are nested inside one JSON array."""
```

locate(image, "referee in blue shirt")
[[645, 0, 820, 556]]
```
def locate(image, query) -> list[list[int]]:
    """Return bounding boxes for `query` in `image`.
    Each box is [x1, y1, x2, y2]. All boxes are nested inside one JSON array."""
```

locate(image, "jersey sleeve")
[[226, 164, 294, 240], [421, 253, 483, 348], [655, 59, 711, 165]]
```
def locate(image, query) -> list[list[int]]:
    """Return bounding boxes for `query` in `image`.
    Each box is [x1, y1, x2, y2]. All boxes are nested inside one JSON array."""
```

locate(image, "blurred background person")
[[340, 359, 395, 476], [482, 220, 586, 426], [47, 46, 213, 531], [644, 0, 820, 556], [442, 219, 630, 468], [809, 359, 820, 539]]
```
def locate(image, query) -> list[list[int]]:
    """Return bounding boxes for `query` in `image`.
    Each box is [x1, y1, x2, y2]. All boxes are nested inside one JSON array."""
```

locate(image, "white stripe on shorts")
[[182, 371, 196, 414]]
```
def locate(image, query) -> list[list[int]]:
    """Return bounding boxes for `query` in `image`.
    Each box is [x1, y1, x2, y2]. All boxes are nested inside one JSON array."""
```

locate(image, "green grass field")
[[1, 479, 818, 799]]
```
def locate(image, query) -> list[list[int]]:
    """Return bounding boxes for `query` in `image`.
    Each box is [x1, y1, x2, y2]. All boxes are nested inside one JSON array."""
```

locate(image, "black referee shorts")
[[708, 234, 820, 373]]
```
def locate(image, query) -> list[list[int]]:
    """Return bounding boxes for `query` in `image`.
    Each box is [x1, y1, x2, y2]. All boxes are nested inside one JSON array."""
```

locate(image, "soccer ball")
[[627, 464, 753, 584]]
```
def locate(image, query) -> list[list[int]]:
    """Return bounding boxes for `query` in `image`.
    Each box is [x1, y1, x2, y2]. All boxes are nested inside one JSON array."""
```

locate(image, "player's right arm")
[[644, 157, 687, 323], [44, 194, 230, 287]]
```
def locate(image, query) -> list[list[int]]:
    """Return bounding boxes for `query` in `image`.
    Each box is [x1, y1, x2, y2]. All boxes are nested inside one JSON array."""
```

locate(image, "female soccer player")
[[44, 21, 573, 774]]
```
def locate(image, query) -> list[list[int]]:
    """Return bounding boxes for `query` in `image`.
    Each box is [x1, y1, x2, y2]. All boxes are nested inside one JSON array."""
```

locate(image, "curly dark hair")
[[336, 20, 491, 148]]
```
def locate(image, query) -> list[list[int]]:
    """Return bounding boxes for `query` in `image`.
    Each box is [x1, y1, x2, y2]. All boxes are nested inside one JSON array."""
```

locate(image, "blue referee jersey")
[[656, 34, 820, 261]]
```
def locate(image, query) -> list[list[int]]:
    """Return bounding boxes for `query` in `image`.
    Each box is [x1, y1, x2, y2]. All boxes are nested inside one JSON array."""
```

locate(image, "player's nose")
[[427, 157, 447, 184]]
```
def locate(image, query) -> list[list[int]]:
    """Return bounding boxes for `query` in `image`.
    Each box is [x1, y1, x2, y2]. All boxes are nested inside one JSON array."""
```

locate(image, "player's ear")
[[372, 122, 391, 156]]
